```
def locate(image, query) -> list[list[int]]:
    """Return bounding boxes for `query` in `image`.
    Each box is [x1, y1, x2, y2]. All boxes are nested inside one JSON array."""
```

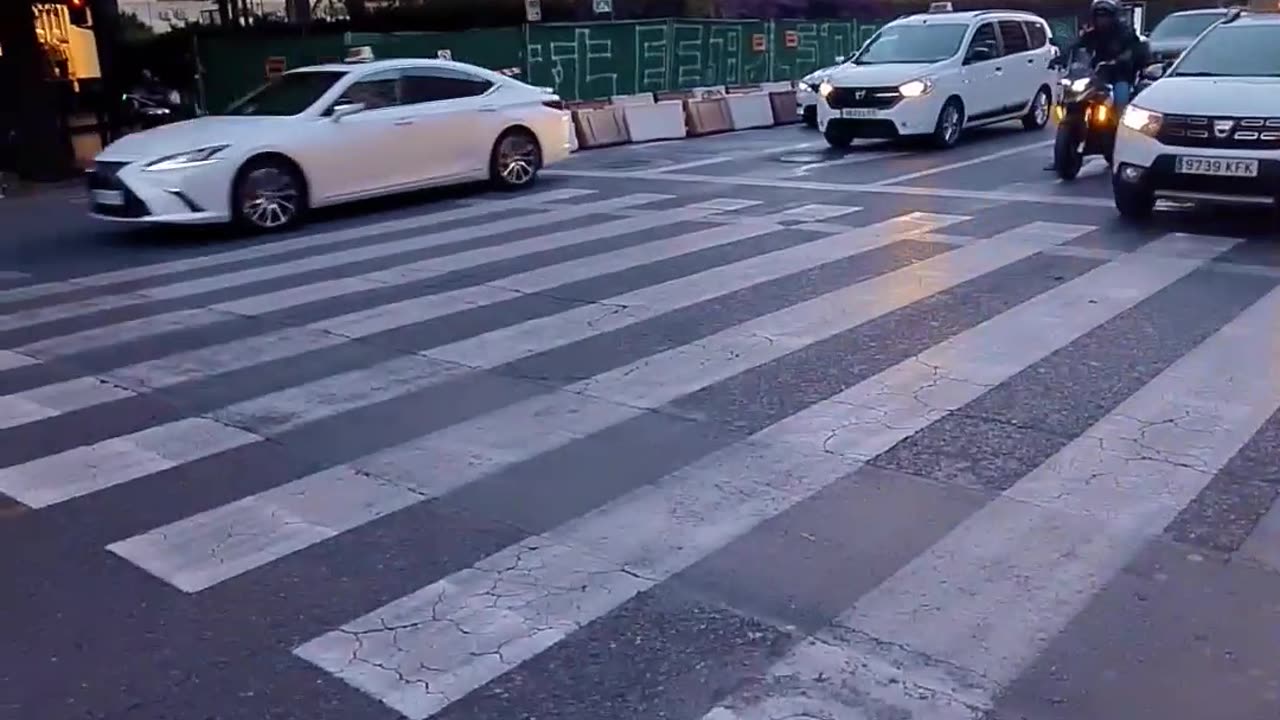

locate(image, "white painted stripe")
[[207, 355, 467, 436], [0, 377, 135, 430], [16, 308, 236, 358], [0, 188, 596, 305], [104, 211, 969, 592], [111, 216, 1076, 596], [427, 212, 965, 369], [0, 194, 668, 332], [214, 203, 714, 318], [0, 350, 37, 371], [310, 209, 806, 339], [0, 203, 795, 429], [708, 271, 1280, 719], [294, 231, 1227, 720], [0, 418, 258, 508], [869, 139, 1053, 186]]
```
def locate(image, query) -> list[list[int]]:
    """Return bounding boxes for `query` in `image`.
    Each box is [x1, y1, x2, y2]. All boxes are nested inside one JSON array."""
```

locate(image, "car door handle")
[[477, 105, 498, 112], [995, 66, 1003, 72], [393, 118, 414, 126], [1027, 57, 1036, 64]]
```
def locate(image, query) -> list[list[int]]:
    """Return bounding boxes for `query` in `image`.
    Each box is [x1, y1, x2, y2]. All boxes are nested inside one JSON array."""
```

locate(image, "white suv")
[[816, 6, 1058, 149], [1112, 9, 1280, 219]]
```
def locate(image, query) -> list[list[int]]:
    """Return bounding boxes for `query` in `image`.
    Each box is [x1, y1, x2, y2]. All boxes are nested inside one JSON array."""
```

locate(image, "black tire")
[[489, 128, 542, 190], [803, 105, 818, 128], [232, 155, 306, 233], [931, 98, 964, 149], [1113, 173, 1154, 220], [1053, 119, 1084, 180], [824, 122, 854, 149], [1022, 86, 1052, 130]]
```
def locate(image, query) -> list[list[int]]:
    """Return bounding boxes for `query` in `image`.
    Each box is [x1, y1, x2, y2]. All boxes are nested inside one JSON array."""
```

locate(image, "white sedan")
[[87, 56, 574, 231]]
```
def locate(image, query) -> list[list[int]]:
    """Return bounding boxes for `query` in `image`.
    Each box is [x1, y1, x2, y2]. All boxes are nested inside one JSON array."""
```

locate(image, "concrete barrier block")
[[619, 100, 687, 142], [760, 80, 794, 93], [769, 90, 801, 124], [684, 96, 733, 136], [725, 90, 775, 130], [610, 93, 656, 106], [570, 102, 631, 148]]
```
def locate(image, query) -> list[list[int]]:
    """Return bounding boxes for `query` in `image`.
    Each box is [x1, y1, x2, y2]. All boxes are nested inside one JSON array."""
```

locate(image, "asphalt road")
[[2, 122, 1280, 720]]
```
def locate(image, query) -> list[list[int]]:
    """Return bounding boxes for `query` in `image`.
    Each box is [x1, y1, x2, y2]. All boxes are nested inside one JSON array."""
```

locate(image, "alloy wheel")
[[497, 134, 538, 186], [239, 166, 300, 229]]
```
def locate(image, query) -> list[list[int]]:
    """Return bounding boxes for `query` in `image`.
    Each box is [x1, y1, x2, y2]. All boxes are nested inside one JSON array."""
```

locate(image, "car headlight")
[[143, 145, 229, 172], [898, 78, 933, 98], [1069, 77, 1091, 93], [818, 80, 834, 98], [1120, 105, 1163, 136]]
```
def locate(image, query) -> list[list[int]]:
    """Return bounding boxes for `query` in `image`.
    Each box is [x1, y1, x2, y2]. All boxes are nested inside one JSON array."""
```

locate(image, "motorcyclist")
[[1055, 0, 1145, 109], [1043, 0, 1145, 170]]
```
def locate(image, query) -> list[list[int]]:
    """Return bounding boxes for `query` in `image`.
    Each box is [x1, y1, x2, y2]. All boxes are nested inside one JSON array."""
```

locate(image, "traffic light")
[[66, 0, 91, 27]]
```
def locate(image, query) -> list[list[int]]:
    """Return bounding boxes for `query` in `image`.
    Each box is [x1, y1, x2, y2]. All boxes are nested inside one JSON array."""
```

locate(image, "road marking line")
[[106, 212, 970, 593], [868, 139, 1054, 186], [0, 188, 597, 305], [296, 226, 1210, 720], [648, 140, 823, 173]]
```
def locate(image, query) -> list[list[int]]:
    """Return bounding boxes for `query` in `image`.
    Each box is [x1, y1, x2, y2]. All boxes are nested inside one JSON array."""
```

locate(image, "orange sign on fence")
[[751, 33, 766, 52], [265, 56, 287, 79], [784, 30, 799, 48]]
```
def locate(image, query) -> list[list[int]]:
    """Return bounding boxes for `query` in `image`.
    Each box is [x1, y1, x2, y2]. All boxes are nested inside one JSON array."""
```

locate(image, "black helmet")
[[1090, 0, 1120, 16]]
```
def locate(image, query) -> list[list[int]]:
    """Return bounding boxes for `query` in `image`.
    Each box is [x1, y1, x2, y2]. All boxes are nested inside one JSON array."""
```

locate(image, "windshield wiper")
[[1170, 71, 1231, 77]]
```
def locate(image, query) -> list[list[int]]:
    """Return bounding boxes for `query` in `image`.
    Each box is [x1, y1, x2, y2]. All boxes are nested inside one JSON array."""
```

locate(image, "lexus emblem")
[[855, 90, 866, 99], [1214, 119, 1234, 138]]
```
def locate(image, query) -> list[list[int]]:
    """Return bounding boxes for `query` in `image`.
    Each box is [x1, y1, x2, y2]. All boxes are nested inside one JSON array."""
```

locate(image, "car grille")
[[1157, 115, 1280, 150], [825, 86, 901, 110], [85, 161, 151, 218]]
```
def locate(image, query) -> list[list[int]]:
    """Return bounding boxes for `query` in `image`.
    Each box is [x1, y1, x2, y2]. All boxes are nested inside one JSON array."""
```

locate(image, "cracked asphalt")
[[3, 123, 1280, 720]]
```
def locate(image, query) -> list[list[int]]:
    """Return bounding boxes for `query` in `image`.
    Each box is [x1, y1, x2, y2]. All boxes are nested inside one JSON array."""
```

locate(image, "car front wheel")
[[824, 122, 854, 148], [1113, 173, 1154, 220], [233, 156, 306, 232]]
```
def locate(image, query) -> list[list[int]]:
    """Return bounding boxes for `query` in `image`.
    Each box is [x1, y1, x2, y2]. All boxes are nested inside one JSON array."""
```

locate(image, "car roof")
[[1164, 7, 1231, 15], [895, 8, 1046, 24], [1228, 11, 1280, 23], [287, 58, 512, 82]]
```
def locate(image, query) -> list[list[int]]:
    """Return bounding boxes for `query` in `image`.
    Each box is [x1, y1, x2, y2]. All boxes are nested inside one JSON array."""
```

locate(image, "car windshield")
[[854, 24, 968, 64], [1171, 25, 1280, 77], [221, 71, 347, 116], [1149, 13, 1225, 40]]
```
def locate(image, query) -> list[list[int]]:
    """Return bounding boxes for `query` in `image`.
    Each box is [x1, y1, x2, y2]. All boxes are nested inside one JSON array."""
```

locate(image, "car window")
[[401, 67, 494, 104], [1149, 13, 1227, 41], [966, 22, 1000, 62], [1170, 24, 1280, 78], [335, 69, 401, 111], [998, 21, 1031, 55], [1023, 21, 1049, 49], [852, 23, 969, 64], [222, 71, 347, 116]]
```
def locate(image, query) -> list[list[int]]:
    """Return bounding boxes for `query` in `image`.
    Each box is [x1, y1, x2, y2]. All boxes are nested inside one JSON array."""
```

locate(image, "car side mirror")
[[1141, 63, 1165, 81], [330, 102, 366, 121], [966, 45, 995, 64]]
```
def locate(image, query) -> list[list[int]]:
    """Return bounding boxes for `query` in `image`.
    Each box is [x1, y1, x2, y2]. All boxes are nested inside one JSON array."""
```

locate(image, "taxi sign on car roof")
[[344, 46, 375, 63], [928, 1, 954, 11]]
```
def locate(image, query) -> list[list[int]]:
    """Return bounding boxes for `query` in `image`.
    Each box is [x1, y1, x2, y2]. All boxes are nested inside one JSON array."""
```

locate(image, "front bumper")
[[1113, 125, 1280, 205], [86, 158, 233, 224], [796, 85, 819, 114], [816, 91, 944, 139]]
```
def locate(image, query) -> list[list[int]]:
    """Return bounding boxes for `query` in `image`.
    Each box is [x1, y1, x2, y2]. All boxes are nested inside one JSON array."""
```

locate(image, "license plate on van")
[[840, 108, 879, 119], [1175, 157, 1259, 177]]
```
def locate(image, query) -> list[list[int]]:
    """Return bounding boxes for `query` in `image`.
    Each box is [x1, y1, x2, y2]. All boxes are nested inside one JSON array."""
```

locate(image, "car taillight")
[[542, 99, 567, 110]]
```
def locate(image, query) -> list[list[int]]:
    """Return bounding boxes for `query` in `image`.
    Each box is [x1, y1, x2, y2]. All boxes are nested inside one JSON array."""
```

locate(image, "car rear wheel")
[[1022, 86, 1051, 130], [233, 156, 305, 232], [490, 129, 542, 190]]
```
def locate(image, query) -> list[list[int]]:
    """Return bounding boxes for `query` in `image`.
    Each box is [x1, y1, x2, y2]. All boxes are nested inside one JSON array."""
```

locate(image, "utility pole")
[[0, 0, 76, 181]]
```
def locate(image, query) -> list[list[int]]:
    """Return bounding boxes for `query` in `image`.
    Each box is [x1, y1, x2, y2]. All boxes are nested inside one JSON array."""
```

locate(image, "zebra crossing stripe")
[[0, 188, 597, 305], [104, 210, 966, 592], [0, 350, 38, 371], [292, 232, 1232, 720], [0, 193, 669, 334], [0, 200, 774, 428], [706, 240, 1279, 719], [106, 217, 1058, 596]]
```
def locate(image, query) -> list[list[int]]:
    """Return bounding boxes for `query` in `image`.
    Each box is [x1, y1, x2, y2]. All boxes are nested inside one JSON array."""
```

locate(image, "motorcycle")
[[1052, 59, 1121, 180]]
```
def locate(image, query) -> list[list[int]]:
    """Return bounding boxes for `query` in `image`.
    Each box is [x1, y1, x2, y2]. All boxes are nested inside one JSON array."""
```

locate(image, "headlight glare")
[[898, 78, 933, 98], [818, 80, 834, 98], [143, 145, 229, 171], [1120, 105, 1162, 136], [1069, 77, 1091, 93]]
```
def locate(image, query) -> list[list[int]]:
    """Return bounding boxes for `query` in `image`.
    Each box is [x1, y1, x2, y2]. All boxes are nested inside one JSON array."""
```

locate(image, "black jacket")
[[1070, 25, 1145, 81]]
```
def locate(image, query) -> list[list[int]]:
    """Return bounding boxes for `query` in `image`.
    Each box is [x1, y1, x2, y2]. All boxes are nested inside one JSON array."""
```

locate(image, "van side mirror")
[[330, 101, 366, 121]]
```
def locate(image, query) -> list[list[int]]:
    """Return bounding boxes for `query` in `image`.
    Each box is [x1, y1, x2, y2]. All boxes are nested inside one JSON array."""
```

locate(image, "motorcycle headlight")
[[818, 80, 834, 98], [143, 145, 229, 172], [1069, 77, 1091, 93], [1120, 105, 1163, 136], [898, 78, 934, 98]]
